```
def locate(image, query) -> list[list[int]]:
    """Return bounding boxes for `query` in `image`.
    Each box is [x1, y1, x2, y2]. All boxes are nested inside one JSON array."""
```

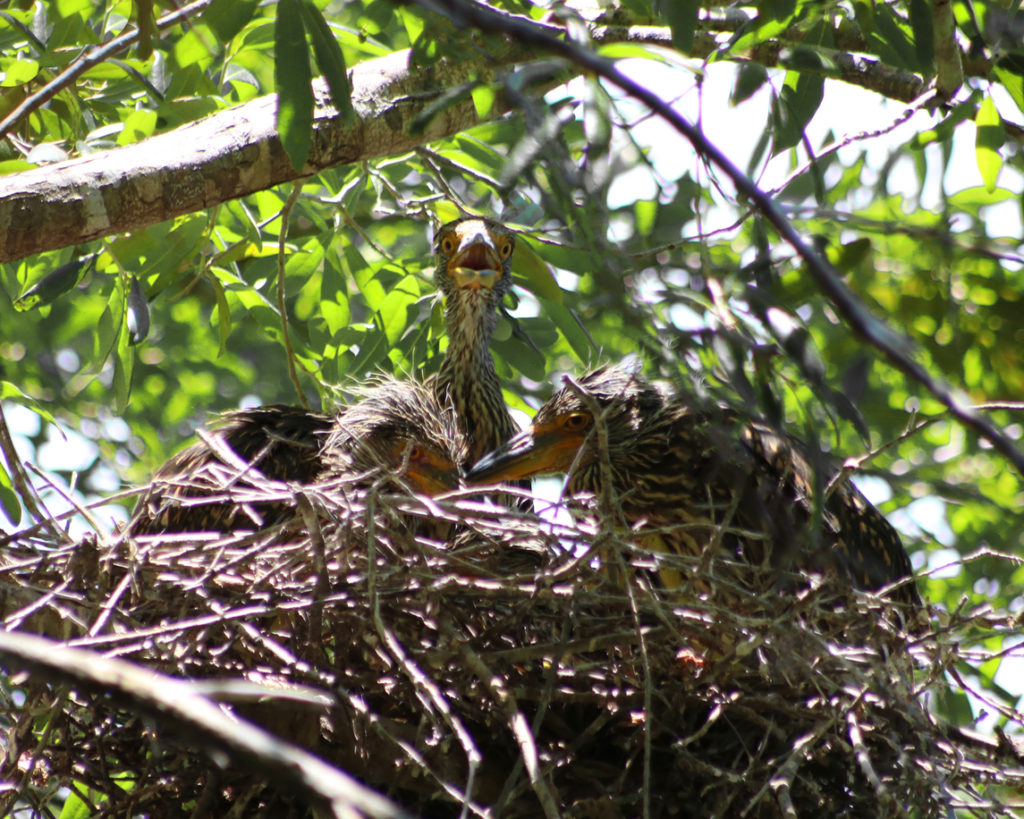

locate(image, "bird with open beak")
[[431, 216, 519, 469]]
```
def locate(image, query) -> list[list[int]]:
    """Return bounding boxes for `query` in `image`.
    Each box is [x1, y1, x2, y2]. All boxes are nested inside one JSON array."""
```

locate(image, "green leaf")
[[772, 70, 824, 153], [203, 0, 260, 42], [907, 0, 934, 73], [946, 186, 1014, 209], [2, 58, 39, 85], [974, 95, 1004, 193], [14, 255, 90, 311], [545, 300, 594, 362], [0, 382, 56, 425], [116, 108, 158, 145], [379, 274, 419, 345], [634, 199, 657, 238], [654, 0, 698, 52], [471, 84, 495, 119], [514, 239, 562, 303], [299, 0, 355, 124], [275, 0, 314, 171], [994, 64, 1024, 117], [833, 238, 872, 272], [208, 273, 234, 356], [112, 317, 134, 410], [353, 261, 388, 312], [732, 62, 768, 105], [399, 6, 424, 43], [873, 5, 915, 70], [0, 462, 21, 527]]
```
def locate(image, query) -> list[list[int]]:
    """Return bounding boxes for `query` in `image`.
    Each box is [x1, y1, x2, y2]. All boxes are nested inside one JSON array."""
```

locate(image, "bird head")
[[433, 216, 515, 301], [467, 366, 665, 483], [326, 378, 466, 495]]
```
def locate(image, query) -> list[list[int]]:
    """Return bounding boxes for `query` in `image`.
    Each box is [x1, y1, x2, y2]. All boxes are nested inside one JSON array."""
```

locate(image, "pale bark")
[[0, 46, 532, 264]]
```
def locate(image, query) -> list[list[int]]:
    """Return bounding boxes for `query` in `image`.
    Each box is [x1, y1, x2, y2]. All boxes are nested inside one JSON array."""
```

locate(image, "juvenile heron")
[[468, 366, 921, 607], [431, 216, 519, 468], [131, 379, 463, 534]]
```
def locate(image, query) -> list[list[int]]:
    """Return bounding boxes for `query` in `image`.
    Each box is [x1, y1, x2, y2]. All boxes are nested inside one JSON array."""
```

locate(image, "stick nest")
[[1, 468, 1022, 818]]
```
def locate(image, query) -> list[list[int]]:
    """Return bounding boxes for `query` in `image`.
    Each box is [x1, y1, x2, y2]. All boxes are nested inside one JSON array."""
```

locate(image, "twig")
[[452, 628, 562, 819], [277, 182, 310, 407], [0, 403, 63, 541], [0, 0, 215, 137]]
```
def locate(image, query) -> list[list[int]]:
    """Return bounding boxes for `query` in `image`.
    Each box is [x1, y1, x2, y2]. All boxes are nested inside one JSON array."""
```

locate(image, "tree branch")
[[417, 0, 1024, 477], [0, 630, 410, 819], [0, 6, 1003, 267], [0, 39, 541, 264]]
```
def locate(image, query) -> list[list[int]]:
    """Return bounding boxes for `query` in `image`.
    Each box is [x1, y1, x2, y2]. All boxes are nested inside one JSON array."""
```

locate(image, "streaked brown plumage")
[[131, 379, 464, 535], [468, 366, 921, 607], [431, 216, 519, 467]]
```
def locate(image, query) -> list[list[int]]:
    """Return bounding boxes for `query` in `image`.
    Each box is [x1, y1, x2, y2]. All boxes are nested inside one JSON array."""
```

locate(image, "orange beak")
[[466, 422, 586, 483], [403, 449, 461, 496]]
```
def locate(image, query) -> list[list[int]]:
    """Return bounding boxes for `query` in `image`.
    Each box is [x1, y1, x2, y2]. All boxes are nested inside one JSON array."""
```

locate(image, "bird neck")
[[436, 289, 512, 463], [440, 289, 498, 373]]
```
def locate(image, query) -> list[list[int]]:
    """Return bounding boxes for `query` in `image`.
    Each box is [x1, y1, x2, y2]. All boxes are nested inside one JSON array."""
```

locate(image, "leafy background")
[[1, 0, 1022, 729]]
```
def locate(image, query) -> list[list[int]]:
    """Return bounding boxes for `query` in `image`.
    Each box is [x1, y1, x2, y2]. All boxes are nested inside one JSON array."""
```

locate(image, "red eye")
[[564, 413, 590, 431]]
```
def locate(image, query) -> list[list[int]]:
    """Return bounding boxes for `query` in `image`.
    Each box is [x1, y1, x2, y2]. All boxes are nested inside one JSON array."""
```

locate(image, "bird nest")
[[1, 468, 1023, 818]]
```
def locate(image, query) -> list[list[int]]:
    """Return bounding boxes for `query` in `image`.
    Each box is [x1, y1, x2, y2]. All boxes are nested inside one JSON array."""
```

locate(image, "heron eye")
[[407, 444, 423, 460], [498, 238, 513, 258], [440, 236, 455, 254], [563, 413, 591, 431]]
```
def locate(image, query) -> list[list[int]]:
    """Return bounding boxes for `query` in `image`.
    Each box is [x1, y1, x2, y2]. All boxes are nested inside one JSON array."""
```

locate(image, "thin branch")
[[0, 403, 63, 541], [277, 183, 309, 407], [616, 25, 930, 103], [416, 0, 1024, 478], [0, 0, 215, 137]]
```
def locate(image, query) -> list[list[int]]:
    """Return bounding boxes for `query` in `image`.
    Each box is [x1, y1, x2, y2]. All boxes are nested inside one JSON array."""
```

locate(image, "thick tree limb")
[[0, 630, 409, 819], [0, 44, 538, 264], [419, 0, 1024, 477]]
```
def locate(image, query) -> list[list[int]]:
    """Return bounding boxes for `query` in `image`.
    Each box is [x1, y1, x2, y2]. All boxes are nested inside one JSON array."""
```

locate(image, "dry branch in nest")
[[0, 464, 1023, 818]]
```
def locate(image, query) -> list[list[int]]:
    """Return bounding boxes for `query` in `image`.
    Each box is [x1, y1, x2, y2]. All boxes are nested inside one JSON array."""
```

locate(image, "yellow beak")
[[447, 222, 502, 290]]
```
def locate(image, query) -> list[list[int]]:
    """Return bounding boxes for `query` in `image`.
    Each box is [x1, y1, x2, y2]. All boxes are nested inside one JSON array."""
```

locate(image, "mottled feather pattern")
[[324, 377, 467, 478], [434, 287, 514, 463], [543, 367, 921, 605], [131, 405, 333, 534], [132, 379, 464, 536]]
